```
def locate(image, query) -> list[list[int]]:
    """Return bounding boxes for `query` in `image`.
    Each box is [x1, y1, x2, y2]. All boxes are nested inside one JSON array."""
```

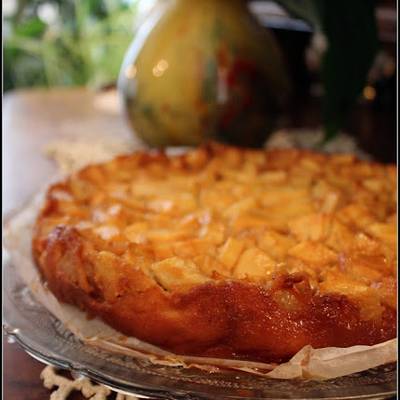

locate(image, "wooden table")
[[3, 88, 137, 400], [3, 88, 396, 399]]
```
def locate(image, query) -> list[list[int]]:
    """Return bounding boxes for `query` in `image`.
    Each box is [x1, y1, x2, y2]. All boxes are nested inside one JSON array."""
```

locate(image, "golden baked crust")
[[33, 143, 397, 363]]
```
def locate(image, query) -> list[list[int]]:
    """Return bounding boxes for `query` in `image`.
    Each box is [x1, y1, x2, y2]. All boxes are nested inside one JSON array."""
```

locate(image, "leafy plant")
[[4, 0, 139, 90], [276, 0, 379, 141]]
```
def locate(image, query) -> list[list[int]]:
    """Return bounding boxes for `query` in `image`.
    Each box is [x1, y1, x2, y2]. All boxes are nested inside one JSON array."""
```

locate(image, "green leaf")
[[14, 17, 47, 38], [316, 0, 378, 141], [276, 0, 378, 141]]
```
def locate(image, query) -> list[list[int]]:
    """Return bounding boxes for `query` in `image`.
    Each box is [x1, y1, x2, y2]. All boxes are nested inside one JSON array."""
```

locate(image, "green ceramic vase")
[[119, 0, 290, 147]]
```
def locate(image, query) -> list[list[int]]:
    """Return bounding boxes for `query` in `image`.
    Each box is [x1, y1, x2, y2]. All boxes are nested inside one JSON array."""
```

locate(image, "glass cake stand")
[[3, 256, 397, 400]]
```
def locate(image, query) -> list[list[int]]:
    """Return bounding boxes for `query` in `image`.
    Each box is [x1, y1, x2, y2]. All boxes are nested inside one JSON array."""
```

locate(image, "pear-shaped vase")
[[119, 0, 290, 147]]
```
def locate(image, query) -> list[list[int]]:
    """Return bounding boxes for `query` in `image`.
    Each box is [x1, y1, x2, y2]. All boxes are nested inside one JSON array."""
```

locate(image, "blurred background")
[[3, 0, 397, 161]]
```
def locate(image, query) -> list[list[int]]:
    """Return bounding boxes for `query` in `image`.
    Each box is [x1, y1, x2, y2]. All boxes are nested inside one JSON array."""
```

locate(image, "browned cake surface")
[[33, 144, 397, 363]]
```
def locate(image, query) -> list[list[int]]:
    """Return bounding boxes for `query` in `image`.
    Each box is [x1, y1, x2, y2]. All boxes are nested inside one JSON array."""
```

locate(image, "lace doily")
[[44, 129, 370, 174], [41, 366, 138, 400]]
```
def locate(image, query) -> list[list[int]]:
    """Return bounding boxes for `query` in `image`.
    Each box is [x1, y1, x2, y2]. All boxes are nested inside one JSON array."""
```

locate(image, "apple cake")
[[33, 143, 397, 363]]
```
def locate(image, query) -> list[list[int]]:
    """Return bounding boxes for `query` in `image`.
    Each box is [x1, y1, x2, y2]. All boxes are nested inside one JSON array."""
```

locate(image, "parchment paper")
[[3, 192, 397, 380]]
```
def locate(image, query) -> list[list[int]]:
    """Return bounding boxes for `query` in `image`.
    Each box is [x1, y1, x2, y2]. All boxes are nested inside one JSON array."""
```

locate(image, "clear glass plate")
[[3, 257, 397, 400]]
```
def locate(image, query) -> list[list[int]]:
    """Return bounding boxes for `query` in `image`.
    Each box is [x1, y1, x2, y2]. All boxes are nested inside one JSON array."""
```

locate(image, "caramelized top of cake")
[[35, 144, 397, 322]]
